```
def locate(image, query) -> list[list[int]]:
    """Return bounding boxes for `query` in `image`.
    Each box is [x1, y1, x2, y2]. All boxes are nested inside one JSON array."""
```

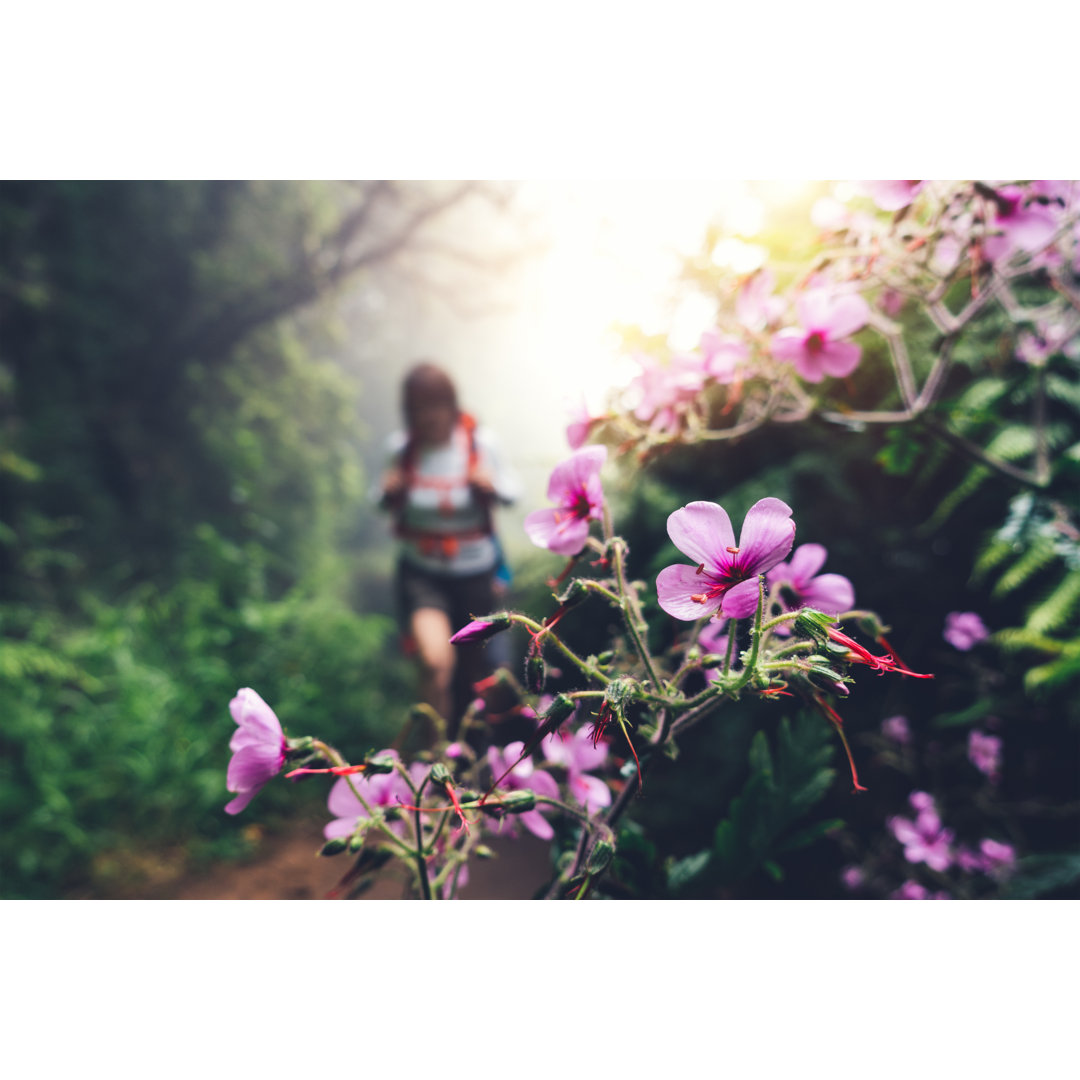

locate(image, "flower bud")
[[542, 693, 577, 726], [794, 608, 838, 642], [555, 577, 590, 608], [450, 613, 512, 645], [474, 844, 495, 860], [525, 654, 546, 693], [348, 832, 367, 853], [429, 762, 453, 788], [364, 755, 397, 775], [587, 839, 615, 875], [500, 789, 537, 813], [319, 837, 348, 856]]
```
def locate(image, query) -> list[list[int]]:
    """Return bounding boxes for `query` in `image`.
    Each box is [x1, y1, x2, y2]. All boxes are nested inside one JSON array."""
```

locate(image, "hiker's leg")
[[410, 605, 455, 722]]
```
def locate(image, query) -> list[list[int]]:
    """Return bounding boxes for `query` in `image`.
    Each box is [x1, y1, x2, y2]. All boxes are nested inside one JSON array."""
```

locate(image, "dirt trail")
[[158, 816, 555, 900]]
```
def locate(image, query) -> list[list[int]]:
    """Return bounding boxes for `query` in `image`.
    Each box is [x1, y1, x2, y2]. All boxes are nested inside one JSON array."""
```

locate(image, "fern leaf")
[[992, 627, 1068, 655], [971, 537, 1019, 585], [1026, 570, 1080, 635], [992, 536, 1058, 597]]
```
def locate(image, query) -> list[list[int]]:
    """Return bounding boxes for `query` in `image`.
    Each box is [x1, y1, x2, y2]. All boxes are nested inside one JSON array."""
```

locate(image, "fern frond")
[[1026, 570, 1080, 635], [972, 537, 1020, 584], [991, 627, 1068, 655], [992, 535, 1057, 597], [1025, 652, 1080, 695], [984, 424, 1037, 462]]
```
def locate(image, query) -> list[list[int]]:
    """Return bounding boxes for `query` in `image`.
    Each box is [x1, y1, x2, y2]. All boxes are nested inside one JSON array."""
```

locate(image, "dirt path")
[[157, 814, 555, 900]]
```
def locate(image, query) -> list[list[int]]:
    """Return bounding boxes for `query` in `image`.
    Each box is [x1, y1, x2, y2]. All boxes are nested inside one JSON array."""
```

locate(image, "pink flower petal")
[[770, 329, 808, 364], [736, 497, 796, 577], [666, 501, 736, 568], [524, 507, 590, 556], [800, 573, 855, 615], [815, 339, 862, 379], [657, 563, 723, 621], [546, 445, 607, 505], [720, 577, 763, 619]]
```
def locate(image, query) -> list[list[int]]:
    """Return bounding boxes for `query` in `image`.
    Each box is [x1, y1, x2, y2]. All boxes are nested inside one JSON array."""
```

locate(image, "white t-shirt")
[[382, 420, 519, 576]]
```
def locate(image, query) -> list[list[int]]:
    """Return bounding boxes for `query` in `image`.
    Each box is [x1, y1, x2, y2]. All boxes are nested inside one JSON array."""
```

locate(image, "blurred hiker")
[[379, 362, 519, 737]]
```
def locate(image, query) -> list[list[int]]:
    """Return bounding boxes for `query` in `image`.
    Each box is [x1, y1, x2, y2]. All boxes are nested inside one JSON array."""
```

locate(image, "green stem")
[[609, 536, 665, 692], [514, 614, 611, 685], [727, 576, 767, 694], [722, 618, 739, 675]]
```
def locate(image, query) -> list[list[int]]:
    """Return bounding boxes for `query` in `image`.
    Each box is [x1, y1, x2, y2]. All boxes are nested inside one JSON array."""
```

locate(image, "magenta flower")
[[983, 185, 1061, 263], [888, 791, 954, 872], [736, 268, 785, 332], [841, 865, 865, 891], [881, 715, 912, 746], [225, 688, 288, 815], [856, 180, 924, 212], [771, 288, 871, 383], [524, 445, 607, 556], [890, 880, 951, 900], [968, 729, 1002, 783], [625, 353, 707, 435], [698, 330, 749, 383], [766, 542, 854, 628], [978, 838, 1016, 878], [656, 498, 796, 621], [944, 611, 989, 651], [324, 749, 418, 840], [449, 614, 511, 645], [542, 726, 612, 814], [486, 742, 560, 840]]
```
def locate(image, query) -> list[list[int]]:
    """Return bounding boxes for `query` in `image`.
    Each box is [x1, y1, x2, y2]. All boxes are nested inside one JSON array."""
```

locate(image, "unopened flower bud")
[[542, 693, 577, 726], [794, 608, 838, 642], [587, 839, 615, 875], [556, 577, 590, 608], [319, 837, 348, 857], [475, 844, 495, 860], [364, 755, 397, 775], [526, 654, 546, 693], [450, 613, 513, 645], [500, 789, 537, 813], [429, 762, 453, 788], [348, 832, 366, 853]]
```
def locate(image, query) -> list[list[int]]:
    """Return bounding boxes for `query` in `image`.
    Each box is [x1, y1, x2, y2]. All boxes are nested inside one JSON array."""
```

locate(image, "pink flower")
[[698, 330, 749, 383], [225, 688, 288, 815], [735, 269, 785, 332], [891, 880, 951, 900], [841, 866, 865, 891], [566, 393, 604, 450], [983, 185, 1061, 263], [766, 542, 855, 629], [888, 791, 954, 872], [486, 742, 560, 840], [944, 611, 989, 651], [625, 353, 707, 435], [449, 614, 511, 645], [542, 726, 612, 814], [771, 288, 871, 383], [856, 180, 924, 212], [881, 715, 912, 746], [324, 749, 417, 840], [656, 498, 796, 621], [979, 838, 1016, 878], [968, 729, 1002, 783], [524, 445, 607, 556]]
